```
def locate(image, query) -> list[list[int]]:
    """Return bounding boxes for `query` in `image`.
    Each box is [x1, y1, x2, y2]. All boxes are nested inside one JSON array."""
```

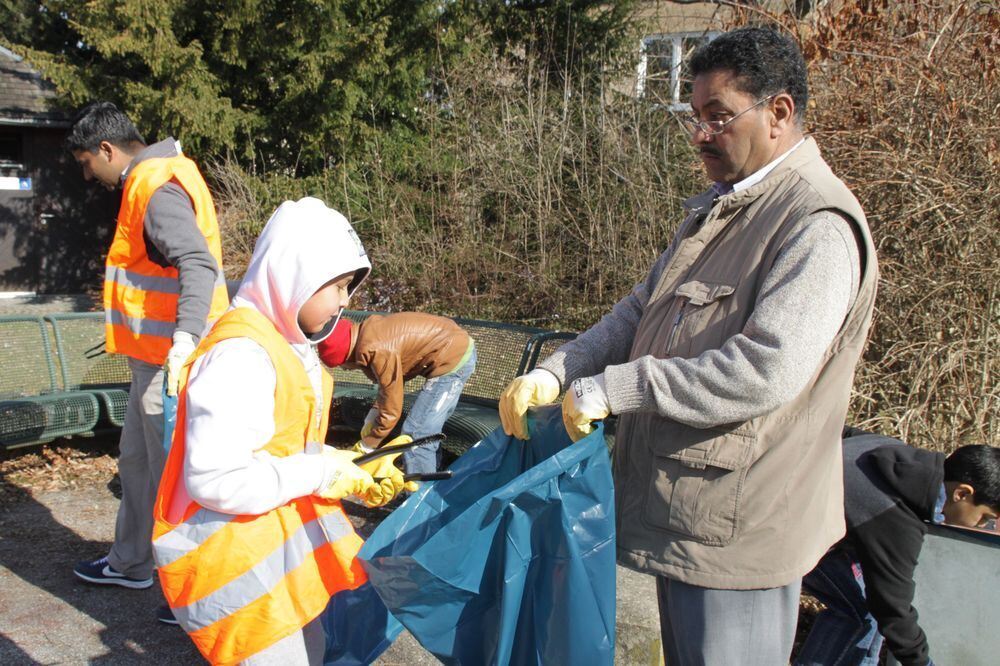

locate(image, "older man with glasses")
[[500, 26, 879, 664]]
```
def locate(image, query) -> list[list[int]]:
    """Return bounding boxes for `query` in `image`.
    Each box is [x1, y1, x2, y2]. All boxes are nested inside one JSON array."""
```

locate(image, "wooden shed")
[[0, 46, 115, 295]]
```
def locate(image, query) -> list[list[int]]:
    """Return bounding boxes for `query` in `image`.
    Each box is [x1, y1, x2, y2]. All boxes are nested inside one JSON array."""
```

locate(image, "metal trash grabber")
[[400, 471, 452, 482], [355, 433, 455, 483]]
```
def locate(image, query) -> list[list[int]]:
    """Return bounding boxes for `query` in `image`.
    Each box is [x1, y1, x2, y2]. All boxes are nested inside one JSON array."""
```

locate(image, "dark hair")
[[944, 445, 1000, 508], [65, 101, 145, 154], [689, 26, 808, 123]]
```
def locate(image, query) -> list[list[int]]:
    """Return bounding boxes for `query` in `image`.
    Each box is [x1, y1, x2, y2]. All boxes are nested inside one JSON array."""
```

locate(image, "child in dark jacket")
[[318, 312, 475, 475], [795, 427, 1000, 666]]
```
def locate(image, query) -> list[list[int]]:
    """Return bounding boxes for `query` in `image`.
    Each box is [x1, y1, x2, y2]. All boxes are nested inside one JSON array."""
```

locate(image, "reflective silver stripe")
[[170, 511, 356, 631], [106, 309, 176, 338], [153, 508, 237, 568], [105, 265, 180, 295], [213, 271, 227, 288]]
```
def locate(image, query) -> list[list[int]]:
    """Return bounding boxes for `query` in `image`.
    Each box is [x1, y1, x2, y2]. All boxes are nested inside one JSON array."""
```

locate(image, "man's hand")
[[499, 369, 561, 440], [315, 448, 376, 503], [562, 374, 611, 442], [164, 331, 197, 397], [356, 434, 419, 506]]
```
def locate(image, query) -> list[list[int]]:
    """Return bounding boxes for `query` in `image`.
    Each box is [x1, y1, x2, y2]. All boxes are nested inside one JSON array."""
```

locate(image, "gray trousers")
[[107, 358, 168, 580], [657, 575, 802, 666]]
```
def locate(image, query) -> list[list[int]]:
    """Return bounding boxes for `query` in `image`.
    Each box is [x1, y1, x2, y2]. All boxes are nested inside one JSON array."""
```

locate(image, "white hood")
[[231, 197, 371, 346]]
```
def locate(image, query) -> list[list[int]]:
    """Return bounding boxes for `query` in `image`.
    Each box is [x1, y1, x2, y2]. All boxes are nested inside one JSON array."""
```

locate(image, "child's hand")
[[351, 440, 376, 455], [314, 448, 375, 502], [356, 435, 420, 506]]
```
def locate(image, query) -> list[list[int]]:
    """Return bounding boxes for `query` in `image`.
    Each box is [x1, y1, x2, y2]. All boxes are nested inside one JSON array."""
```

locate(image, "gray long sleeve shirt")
[[539, 209, 861, 429], [120, 138, 220, 340]]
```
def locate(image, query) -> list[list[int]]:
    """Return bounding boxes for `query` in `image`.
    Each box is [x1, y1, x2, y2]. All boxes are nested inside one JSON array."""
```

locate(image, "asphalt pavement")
[[0, 483, 662, 665]]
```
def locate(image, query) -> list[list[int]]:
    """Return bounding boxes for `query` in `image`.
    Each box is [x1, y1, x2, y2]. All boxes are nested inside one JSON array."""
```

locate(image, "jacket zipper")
[[665, 303, 686, 354]]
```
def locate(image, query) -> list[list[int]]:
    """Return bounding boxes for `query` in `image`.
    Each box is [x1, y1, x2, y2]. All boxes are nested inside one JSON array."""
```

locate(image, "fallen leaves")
[[0, 437, 119, 504]]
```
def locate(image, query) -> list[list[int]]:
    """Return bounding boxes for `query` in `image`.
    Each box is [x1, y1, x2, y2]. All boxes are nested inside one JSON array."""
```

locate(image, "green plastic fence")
[[0, 315, 100, 448], [1, 309, 577, 452], [44, 313, 131, 427]]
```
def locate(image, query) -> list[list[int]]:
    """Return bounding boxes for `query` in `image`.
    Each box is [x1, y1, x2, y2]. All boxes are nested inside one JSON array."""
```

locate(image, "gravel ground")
[[0, 436, 437, 665], [0, 293, 100, 316], [0, 436, 819, 665]]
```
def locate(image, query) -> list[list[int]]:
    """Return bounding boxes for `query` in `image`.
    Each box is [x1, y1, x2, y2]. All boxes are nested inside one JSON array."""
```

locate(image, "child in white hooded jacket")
[[152, 198, 409, 665], [181, 198, 377, 515]]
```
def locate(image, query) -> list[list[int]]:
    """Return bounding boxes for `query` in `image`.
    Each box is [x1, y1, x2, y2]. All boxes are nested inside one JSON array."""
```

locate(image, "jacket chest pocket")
[[664, 280, 737, 359], [642, 426, 756, 546]]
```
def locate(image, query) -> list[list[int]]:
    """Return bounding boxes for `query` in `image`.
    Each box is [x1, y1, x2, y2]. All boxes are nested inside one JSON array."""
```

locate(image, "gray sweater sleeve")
[[538, 236, 682, 388], [144, 182, 220, 340], [541, 210, 860, 428]]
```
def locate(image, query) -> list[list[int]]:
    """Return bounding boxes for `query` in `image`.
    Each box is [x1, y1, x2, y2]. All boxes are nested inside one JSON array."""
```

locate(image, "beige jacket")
[[541, 138, 878, 588]]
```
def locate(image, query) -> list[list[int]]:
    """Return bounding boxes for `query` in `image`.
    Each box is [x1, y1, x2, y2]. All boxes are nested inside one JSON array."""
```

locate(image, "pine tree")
[[2, 1, 637, 174], [3, 0, 464, 174]]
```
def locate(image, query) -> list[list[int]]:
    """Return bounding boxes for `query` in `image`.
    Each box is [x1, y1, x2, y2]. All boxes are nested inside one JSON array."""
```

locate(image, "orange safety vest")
[[152, 307, 367, 665], [104, 155, 229, 365]]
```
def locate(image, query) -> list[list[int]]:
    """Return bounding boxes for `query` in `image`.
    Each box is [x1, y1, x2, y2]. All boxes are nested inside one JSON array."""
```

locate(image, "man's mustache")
[[699, 147, 722, 158]]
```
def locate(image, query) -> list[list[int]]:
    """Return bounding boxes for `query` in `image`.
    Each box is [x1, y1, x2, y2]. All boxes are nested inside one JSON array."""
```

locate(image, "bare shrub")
[[367, 46, 702, 325], [210, 1, 997, 449], [792, 1, 999, 448], [210, 44, 703, 323], [209, 157, 267, 279]]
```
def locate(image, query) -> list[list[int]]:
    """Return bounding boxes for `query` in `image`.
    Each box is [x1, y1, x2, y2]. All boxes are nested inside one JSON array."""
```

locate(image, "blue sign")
[[0, 176, 31, 191]]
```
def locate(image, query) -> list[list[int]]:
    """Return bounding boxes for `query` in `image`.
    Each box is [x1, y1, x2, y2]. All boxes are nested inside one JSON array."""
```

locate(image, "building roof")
[[0, 45, 70, 128]]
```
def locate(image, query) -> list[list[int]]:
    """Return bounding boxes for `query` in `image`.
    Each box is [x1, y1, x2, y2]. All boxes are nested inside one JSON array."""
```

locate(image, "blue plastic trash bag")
[[322, 581, 403, 665], [359, 404, 615, 665], [162, 381, 177, 453]]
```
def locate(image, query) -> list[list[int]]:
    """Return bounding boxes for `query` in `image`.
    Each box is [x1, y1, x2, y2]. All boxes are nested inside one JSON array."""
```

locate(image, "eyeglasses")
[[677, 94, 777, 137]]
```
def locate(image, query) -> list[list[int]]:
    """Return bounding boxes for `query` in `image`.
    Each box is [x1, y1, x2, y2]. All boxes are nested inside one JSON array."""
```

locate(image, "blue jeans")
[[796, 548, 883, 666], [400, 347, 476, 475]]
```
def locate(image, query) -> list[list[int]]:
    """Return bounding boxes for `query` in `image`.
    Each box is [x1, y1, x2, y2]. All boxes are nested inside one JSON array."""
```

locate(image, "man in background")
[[66, 102, 227, 602], [796, 429, 1000, 666]]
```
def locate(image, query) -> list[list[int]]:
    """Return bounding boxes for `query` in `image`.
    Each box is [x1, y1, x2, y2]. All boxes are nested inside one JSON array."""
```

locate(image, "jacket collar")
[[119, 137, 181, 186], [682, 137, 822, 216]]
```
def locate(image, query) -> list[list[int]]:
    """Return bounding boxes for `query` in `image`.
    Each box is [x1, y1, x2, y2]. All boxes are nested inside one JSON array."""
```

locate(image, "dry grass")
[[209, 43, 702, 323], [210, 157, 268, 281]]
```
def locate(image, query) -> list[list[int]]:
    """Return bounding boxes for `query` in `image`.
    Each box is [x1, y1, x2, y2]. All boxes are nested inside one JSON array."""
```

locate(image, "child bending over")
[[796, 427, 1000, 666], [319, 312, 475, 475]]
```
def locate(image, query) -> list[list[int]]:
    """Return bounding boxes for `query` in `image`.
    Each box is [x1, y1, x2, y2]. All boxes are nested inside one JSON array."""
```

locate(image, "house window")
[[0, 132, 24, 170], [636, 31, 720, 110]]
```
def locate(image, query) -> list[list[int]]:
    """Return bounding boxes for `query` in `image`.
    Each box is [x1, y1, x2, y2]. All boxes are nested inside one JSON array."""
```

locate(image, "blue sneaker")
[[73, 556, 153, 589], [156, 604, 180, 626]]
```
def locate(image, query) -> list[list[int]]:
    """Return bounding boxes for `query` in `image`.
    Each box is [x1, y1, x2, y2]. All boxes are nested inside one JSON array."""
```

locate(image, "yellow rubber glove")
[[561, 374, 611, 442], [499, 369, 561, 440], [356, 434, 420, 507], [163, 331, 196, 397], [359, 408, 379, 439], [315, 448, 376, 502], [351, 440, 375, 455]]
